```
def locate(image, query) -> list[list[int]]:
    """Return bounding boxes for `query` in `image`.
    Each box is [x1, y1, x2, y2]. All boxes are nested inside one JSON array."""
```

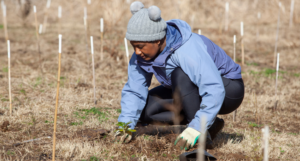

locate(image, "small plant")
[[20, 89, 26, 95], [34, 77, 42, 87], [70, 122, 83, 126], [6, 150, 14, 156], [293, 73, 300, 77], [247, 122, 262, 128], [116, 122, 136, 134], [89, 156, 100, 161], [116, 109, 121, 113], [280, 147, 285, 154], [2, 67, 8, 73]]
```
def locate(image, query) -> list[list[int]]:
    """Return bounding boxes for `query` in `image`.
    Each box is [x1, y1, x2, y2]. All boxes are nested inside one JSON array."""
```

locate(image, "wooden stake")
[[274, 53, 280, 110], [90, 36, 97, 105], [198, 29, 201, 35], [2, 3, 8, 40], [262, 126, 269, 161], [124, 38, 129, 64], [197, 116, 206, 161], [42, 0, 51, 33], [7, 40, 12, 116], [233, 35, 237, 122], [58, 6, 62, 34], [52, 34, 62, 161], [33, 6, 42, 72], [225, 2, 229, 31], [274, 3, 281, 67], [289, 0, 295, 27], [241, 22, 244, 66], [100, 18, 104, 61]]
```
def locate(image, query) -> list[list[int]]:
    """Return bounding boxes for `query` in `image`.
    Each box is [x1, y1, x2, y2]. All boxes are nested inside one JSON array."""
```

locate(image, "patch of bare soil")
[[74, 82, 92, 89], [1, 121, 9, 132], [73, 128, 109, 141]]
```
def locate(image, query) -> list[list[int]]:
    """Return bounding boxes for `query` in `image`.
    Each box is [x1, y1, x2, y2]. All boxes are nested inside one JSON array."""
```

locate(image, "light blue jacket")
[[118, 19, 241, 132]]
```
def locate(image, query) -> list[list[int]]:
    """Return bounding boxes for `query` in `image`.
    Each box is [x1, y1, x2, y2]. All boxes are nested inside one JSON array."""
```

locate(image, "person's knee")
[[171, 68, 189, 85], [171, 68, 197, 94]]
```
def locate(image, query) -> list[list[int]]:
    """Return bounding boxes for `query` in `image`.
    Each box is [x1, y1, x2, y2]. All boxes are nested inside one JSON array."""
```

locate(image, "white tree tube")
[[58, 34, 62, 53], [7, 40, 10, 58], [58, 6, 62, 18], [39, 24, 43, 34], [240, 22, 244, 36], [100, 18, 104, 33]]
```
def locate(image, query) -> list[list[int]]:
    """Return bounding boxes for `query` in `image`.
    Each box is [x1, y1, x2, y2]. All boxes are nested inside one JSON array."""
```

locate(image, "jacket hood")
[[166, 19, 192, 47]]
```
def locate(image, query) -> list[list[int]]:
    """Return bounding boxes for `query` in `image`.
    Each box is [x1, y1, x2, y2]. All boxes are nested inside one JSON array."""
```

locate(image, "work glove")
[[174, 127, 201, 150], [114, 122, 136, 143]]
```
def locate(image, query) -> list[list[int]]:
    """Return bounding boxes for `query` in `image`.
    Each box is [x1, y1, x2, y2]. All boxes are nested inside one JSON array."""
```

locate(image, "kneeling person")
[[116, 1, 244, 150]]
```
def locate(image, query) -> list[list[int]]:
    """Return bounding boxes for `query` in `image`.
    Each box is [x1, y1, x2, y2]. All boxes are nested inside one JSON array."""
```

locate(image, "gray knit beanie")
[[126, 1, 167, 42]]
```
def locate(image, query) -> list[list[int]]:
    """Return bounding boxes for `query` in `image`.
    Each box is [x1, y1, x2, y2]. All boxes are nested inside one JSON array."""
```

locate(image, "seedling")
[[116, 122, 136, 135]]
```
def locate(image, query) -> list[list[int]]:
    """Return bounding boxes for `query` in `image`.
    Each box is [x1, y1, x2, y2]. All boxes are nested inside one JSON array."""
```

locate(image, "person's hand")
[[174, 127, 201, 150], [114, 122, 136, 143]]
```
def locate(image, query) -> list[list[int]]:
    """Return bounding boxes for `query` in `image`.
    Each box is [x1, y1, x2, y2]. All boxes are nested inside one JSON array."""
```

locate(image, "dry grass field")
[[0, 0, 300, 160]]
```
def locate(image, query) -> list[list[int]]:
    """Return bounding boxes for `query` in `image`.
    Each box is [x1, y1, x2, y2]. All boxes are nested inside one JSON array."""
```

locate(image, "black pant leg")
[[139, 68, 245, 125], [171, 68, 202, 124], [218, 77, 245, 114], [139, 85, 173, 123]]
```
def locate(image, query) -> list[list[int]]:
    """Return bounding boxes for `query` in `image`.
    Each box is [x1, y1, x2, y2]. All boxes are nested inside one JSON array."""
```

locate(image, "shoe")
[[207, 117, 224, 140], [179, 149, 217, 161]]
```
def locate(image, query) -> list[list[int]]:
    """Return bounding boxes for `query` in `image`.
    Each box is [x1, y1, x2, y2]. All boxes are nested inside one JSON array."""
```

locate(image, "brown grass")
[[0, 0, 300, 160]]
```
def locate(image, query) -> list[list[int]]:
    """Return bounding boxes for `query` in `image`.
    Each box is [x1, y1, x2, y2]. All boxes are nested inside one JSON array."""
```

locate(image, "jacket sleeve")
[[118, 53, 153, 129], [172, 37, 225, 132]]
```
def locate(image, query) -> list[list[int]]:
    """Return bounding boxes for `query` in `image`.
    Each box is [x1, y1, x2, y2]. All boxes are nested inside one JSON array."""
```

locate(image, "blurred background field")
[[0, 0, 299, 160]]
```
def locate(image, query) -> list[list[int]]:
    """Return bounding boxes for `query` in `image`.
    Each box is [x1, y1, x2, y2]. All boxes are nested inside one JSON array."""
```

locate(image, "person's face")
[[130, 41, 160, 61]]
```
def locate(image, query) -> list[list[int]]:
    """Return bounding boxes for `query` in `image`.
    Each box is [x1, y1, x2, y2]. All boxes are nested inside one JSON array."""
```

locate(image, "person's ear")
[[157, 40, 160, 45]]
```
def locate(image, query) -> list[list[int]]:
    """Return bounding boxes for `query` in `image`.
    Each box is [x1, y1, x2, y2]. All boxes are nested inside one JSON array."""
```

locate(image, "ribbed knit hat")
[[126, 1, 167, 42]]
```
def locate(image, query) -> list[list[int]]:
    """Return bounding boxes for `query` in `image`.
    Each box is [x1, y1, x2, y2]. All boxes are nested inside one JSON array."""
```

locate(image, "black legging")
[[139, 68, 244, 125]]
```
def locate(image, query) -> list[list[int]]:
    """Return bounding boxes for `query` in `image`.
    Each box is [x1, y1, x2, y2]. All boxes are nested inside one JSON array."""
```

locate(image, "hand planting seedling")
[[114, 121, 136, 143]]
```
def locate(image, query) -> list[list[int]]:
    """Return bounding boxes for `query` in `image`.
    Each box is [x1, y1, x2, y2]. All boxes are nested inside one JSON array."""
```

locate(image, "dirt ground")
[[0, 0, 300, 160]]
